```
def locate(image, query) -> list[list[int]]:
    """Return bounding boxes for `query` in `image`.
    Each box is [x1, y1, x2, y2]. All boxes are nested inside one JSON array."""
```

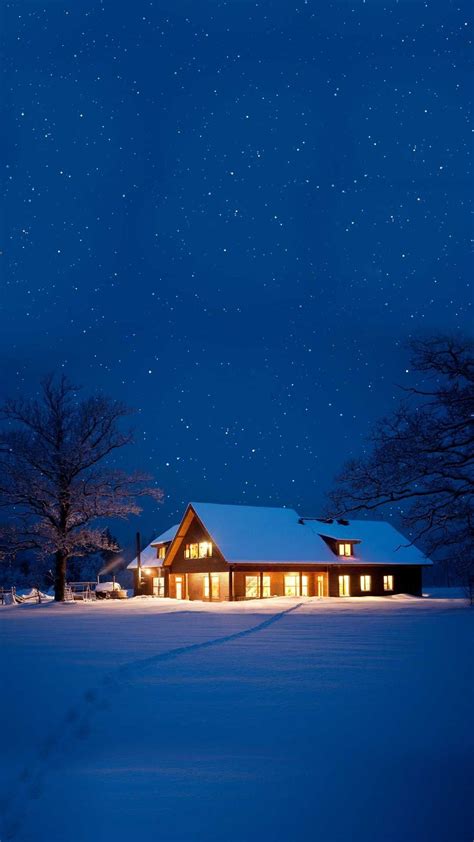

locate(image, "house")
[[127, 502, 431, 600]]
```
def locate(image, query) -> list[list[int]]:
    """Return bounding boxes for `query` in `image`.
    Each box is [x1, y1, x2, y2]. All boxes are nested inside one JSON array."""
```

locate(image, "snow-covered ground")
[[1, 594, 472, 842]]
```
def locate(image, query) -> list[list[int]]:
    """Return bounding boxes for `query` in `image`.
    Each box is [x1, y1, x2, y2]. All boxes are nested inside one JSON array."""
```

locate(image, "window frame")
[[245, 575, 259, 598], [245, 574, 272, 598], [360, 574, 371, 592], [383, 574, 394, 592], [338, 542, 353, 557], [203, 574, 220, 599], [284, 573, 299, 597], [338, 574, 350, 597], [185, 541, 213, 560]]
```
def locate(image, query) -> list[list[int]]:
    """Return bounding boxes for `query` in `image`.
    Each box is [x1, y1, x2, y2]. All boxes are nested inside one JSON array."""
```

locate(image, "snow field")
[[0, 594, 472, 842]]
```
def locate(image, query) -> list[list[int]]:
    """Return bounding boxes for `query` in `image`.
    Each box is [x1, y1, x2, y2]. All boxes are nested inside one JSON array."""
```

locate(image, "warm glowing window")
[[203, 574, 219, 599], [245, 575, 271, 598], [338, 543, 352, 557], [153, 576, 164, 597], [158, 546, 166, 559], [199, 541, 212, 557], [185, 541, 212, 559], [184, 543, 197, 559], [339, 575, 350, 596], [175, 575, 183, 599], [384, 575, 394, 592], [284, 573, 299, 597], [360, 575, 371, 592], [245, 576, 259, 598]]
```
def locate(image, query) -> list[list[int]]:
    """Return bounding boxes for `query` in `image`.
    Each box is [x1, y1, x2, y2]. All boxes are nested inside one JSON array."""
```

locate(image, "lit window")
[[185, 542, 213, 559], [360, 575, 371, 592], [158, 546, 166, 559], [245, 574, 271, 598], [284, 573, 299, 597], [203, 574, 219, 599], [245, 576, 259, 598], [184, 544, 194, 559], [384, 575, 394, 592], [199, 541, 212, 558], [338, 575, 350, 596], [153, 576, 164, 597], [338, 543, 352, 557]]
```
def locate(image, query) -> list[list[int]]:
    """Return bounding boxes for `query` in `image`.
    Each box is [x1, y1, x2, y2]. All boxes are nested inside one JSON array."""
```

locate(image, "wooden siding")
[[169, 517, 229, 574], [185, 571, 230, 601], [328, 566, 422, 597], [132, 568, 160, 596], [232, 569, 329, 599], [135, 564, 423, 599], [133, 560, 422, 602]]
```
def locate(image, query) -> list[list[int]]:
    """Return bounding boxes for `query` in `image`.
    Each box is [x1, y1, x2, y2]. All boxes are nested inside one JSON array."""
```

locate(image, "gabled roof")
[[128, 503, 431, 570], [184, 502, 431, 567], [150, 524, 179, 546], [127, 524, 179, 570], [190, 502, 318, 564]]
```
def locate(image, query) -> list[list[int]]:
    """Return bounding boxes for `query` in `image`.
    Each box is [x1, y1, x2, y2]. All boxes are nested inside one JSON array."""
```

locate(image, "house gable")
[[165, 504, 229, 573]]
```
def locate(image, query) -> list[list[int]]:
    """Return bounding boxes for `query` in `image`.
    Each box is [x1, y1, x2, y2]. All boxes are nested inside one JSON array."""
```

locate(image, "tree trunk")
[[54, 550, 67, 601]]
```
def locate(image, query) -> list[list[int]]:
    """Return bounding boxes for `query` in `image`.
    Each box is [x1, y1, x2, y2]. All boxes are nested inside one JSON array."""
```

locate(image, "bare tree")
[[0, 374, 163, 600], [328, 336, 474, 579]]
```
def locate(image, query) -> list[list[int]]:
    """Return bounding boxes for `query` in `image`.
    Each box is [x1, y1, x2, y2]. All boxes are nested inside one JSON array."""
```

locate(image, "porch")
[[167, 569, 329, 601]]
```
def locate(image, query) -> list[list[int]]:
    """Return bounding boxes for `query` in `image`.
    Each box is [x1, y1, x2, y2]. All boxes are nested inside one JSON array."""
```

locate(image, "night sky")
[[2, 1, 471, 542]]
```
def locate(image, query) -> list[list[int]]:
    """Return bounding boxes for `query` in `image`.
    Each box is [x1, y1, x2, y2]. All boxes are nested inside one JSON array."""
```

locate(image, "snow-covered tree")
[[0, 374, 162, 600], [328, 336, 474, 581]]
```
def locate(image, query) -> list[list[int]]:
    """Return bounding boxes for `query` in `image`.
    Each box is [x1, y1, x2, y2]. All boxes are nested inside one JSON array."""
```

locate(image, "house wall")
[[135, 564, 422, 599], [133, 568, 161, 596], [170, 518, 228, 574], [185, 571, 230, 601], [328, 566, 423, 597], [232, 569, 329, 599]]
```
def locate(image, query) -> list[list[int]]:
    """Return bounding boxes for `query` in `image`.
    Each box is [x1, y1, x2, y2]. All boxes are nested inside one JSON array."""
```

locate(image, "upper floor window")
[[184, 541, 213, 559], [158, 546, 166, 560], [338, 542, 353, 557]]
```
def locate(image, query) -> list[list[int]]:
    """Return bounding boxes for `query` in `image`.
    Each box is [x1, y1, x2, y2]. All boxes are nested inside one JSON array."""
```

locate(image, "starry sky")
[[2, 0, 472, 543]]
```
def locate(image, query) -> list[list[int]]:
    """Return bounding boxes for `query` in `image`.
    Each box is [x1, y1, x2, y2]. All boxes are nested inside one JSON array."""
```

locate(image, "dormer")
[[317, 534, 361, 558], [337, 541, 354, 558]]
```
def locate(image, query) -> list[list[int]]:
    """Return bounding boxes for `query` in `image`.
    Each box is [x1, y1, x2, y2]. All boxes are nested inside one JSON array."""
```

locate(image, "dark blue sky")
[[2, 0, 471, 541]]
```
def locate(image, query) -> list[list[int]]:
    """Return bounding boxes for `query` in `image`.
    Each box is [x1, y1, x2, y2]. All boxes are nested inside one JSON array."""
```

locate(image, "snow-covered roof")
[[188, 502, 430, 567], [127, 524, 179, 570], [150, 524, 179, 546], [308, 519, 430, 567], [191, 502, 318, 564]]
